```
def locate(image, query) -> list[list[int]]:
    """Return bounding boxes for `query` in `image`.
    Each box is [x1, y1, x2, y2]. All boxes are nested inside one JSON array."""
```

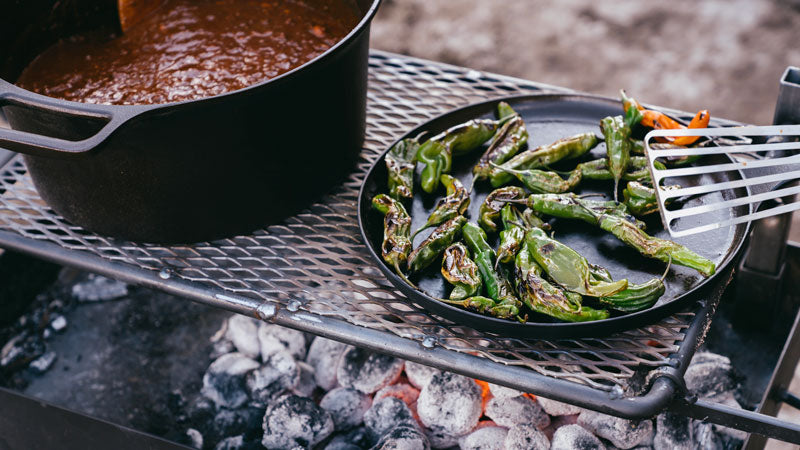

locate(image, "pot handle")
[[0, 79, 148, 158]]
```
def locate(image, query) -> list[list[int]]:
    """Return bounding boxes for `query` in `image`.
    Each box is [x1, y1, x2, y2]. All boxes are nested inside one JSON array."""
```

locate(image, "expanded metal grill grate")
[[0, 51, 707, 392]]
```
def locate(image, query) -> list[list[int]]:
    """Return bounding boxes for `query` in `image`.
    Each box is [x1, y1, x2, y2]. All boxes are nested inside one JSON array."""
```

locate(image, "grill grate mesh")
[[0, 51, 700, 392]]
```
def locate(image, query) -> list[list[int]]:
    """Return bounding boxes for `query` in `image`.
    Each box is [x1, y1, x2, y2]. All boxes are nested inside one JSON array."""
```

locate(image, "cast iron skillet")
[[358, 94, 750, 338]]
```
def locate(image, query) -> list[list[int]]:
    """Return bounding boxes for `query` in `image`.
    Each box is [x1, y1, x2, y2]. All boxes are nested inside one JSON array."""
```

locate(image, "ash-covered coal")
[[258, 323, 306, 361], [320, 387, 372, 431], [417, 372, 482, 438], [485, 395, 550, 429], [364, 396, 419, 440], [404, 361, 441, 390], [306, 337, 350, 391], [577, 409, 653, 449], [504, 423, 550, 450], [245, 350, 299, 406], [202, 353, 260, 409], [685, 352, 738, 401], [71, 273, 128, 302], [550, 424, 606, 450], [653, 412, 693, 450], [223, 315, 261, 360], [372, 424, 430, 450], [487, 382, 522, 400], [458, 424, 508, 450], [337, 347, 404, 394], [261, 394, 334, 449], [291, 361, 317, 398], [537, 396, 583, 416]]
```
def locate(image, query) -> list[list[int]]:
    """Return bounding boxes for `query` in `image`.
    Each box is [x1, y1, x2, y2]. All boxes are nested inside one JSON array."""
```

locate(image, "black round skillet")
[[358, 94, 750, 338]]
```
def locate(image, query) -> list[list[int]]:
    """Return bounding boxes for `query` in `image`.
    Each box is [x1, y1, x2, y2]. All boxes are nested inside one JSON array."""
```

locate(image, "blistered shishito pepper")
[[417, 139, 451, 194], [462, 222, 521, 308], [372, 194, 412, 277], [623, 181, 659, 216], [496, 204, 532, 266], [524, 227, 628, 297], [515, 241, 609, 322], [412, 174, 470, 238], [407, 216, 466, 274], [441, 242, 482, 300], [523, 193, 631, 227], [577, 157, 666, 183], [490, 132, 598, 187], [597, 213, 716, 277], [597, 261, 670, 312], [491, 162, 582, 194], [600, 115, 633, 201], [630, 139, 645, 155], [385, 138, 419, 201], [438, 295, 520, 320], [473, 103, 528, 182], [478, 186, 527, 233]]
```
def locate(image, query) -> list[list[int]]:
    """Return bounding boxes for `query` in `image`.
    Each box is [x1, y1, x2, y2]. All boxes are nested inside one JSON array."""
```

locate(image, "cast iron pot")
[[0, 0, 381, 243]]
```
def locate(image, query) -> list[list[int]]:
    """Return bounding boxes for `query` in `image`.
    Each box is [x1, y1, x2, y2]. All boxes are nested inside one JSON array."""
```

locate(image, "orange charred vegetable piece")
[[620, 90, 710, 146]]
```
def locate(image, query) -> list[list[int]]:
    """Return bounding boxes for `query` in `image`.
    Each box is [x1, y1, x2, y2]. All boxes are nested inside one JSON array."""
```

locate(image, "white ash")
[[487, 382, 522, 400], [306, 337, 350, 391], [337, 347, 404, 394], [404, 360, 441, 390], [28, 351, 57, 374], [374, 382, 420, 406], [291, 361, 317, 397], [210, 339, 236, 359], [684, 352, 736, 401], [212, 406, 263, 439], [577, 410, 653, 449], [653, 412, 693, 450], [372, 424, 430, 450], [458, 425, 508, 450], [363, 396, 419, 440], [0, 334, 25, 368], [245, 350, 299, 406], [185, 428, 203, 449], [213, 435, 243, 450], [201, 352, 260, 409], [423, 427, 461, 449], [50, 315, 67, 332], [258, 323, 306, 361], [550, 424, 606, 450], [536, 395, 583, 416], [485, 395, 550, 429], [224, 315, 261, 360], [320, 387, 372, 431], [261, 394, 334, 449], [71, 274, 128, 302], [417, 372, 482, 437], [693, 421, 723, 450], [504, 423, 550, 450]]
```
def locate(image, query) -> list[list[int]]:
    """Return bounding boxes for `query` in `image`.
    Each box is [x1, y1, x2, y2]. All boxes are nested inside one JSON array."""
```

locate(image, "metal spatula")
[[644, 124, 800, 237]]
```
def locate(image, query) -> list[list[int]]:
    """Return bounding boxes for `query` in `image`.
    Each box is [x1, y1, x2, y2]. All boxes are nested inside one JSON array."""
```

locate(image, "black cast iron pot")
[[0, 0, 381, 243]]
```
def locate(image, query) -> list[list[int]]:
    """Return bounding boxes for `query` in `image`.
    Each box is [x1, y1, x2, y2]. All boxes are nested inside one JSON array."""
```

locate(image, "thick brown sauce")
[[16, 0, 359, 105]]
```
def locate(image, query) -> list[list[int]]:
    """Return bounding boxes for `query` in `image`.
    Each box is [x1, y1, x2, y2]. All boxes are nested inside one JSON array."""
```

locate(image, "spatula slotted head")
[[117, 0, 164, 32], [645, 125, 800, 238]]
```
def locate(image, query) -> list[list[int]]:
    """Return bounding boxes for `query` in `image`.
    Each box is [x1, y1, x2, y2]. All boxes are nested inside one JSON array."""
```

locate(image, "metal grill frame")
[[0, 51, 737, 419]]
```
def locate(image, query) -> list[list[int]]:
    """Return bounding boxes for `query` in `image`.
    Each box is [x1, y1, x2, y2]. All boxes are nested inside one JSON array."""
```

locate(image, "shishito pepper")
[[623, 181, 660, 217], [437, 295, 520, 320], [596, 260, 670, 312], [441, 242, 482, 300], [515, 242, 610, 322], [372, 194, 412, 277], [496, 204, 539, 266], [524, 227, 628, 297], [473, 103, 528, 182], [478, 186, 527, 233], [600, 115, 633, 201], [523, 193, 635, 228], [417, 117, 507, 193], [621, 90, 710, 146], [412, 174, 470, 238], [385, 138, 419, 201], [491, 162, 582, 194], [490, 133, 599, 187], [407, 216, 466, 274], [577, 157, 666, 183], [462, 222, 521, 309], [597, 213, 716, 277]]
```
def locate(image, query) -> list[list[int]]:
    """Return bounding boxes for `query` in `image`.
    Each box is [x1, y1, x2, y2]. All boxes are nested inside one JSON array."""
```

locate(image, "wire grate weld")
[[0, 51, 700, 392]]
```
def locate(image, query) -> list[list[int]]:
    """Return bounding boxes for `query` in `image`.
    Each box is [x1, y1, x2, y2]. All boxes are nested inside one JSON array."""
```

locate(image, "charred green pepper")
[[523, 193, 635, 227], [514, 241, 609, 322], [473, 103, 528, 182], [372, 194, 413, 278], [490, 133, 599, 187], [478, 186, 527, 233], [577, 157, 665, 183], [623, 181, 659, 216], [597, 213, 716, 277], [597, 262, 670, 312], [441, 242, 482, 300], [385, 138, 419, 201], [496, 204, 539, 266], [412, 174, 470, 238], [491, 163, 582, 194], [437, 295, 519, 320], [407, 216, 466, 274], [524, 227, 628, 297], [600, 115, 633, 201], [417, 139, 451, 194], [462, 222, 521, 308]]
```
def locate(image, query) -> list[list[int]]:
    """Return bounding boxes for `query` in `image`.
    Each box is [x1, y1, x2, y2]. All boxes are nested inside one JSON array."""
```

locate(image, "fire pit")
[[0, 51, 799, 448]]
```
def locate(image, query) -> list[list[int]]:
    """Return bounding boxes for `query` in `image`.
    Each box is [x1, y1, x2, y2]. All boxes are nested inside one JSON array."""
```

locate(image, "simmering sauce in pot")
[[16, 0, 359, 105]]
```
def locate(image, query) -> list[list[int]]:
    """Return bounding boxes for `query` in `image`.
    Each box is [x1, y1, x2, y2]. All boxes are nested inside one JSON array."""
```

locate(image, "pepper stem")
[[394, 261, 418, 289], [613, 179, 620, 202], [489, 161, 521, 175], [410, 226, 428, 240], [660, 255, 673, 282]]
